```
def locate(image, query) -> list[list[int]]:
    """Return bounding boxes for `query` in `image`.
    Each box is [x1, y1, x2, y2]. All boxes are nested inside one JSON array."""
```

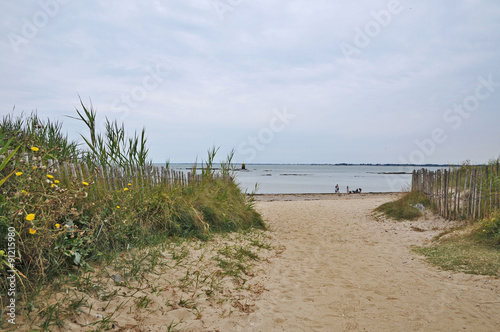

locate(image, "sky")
[[1, 0, 499, 164]]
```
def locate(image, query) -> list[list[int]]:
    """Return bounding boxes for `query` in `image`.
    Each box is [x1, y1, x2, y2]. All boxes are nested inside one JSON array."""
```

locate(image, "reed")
[[71, 97, 149, 167]]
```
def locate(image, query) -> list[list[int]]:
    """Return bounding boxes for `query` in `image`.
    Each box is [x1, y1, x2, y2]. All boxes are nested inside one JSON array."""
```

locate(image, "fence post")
[[495, 162, 500, 210], [488, 165, 492, 218], [430, 171, 435, 206], [454, 168, 458, 219], [467, 169, 472, 219], [96, 165, 105, 188], [423, 169, 428, 194], [456, 168, 462, 219], [76, 163, 85, 182], [445, 169, 450, 219], [461, 169, 467, 218], [471, 168, 477, 220], [435, 170, 440, 215], [411, 170, 416, 192], [478, 167, 484, 219]]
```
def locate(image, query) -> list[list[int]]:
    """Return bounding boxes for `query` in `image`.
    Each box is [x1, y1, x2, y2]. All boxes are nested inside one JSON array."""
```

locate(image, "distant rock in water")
[[370, 172, 410, 175]]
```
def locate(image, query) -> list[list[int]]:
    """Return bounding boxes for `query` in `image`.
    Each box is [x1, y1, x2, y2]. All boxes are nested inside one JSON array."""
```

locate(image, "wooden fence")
[[13, 152, 225, 191], [411, 163, 500, 220]]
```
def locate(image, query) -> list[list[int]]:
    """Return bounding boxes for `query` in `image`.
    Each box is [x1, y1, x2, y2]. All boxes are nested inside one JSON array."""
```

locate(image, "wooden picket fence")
[[411, 163, 500, 220], [14, 152, 226, 191]]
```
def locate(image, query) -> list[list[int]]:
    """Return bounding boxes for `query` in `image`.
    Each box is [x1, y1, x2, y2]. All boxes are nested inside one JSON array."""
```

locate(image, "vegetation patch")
[[413, 232, 500, 277], [8, 230, 275, 330], [375, 191, 430, 221], [377, 189, 500, 277], [413, 212, 500, 277], [475, 214, 500, 246], [0, 103, 267, 329]]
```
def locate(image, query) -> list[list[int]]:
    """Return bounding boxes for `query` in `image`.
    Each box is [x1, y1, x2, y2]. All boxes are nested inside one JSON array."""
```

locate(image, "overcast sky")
[[1, 0, 499, 164]]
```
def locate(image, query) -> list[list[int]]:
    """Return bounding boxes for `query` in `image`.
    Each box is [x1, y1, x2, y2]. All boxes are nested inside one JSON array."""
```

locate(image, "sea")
[[166, 164, 447, 194]]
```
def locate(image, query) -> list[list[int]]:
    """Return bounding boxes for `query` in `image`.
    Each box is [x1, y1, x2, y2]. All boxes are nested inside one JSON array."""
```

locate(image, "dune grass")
[[413, 216, 500, 277], [375, 191, 431, 221], [376, 188, 500, 276], [0, 104, 265, 329], [376, 185, 500, 277]]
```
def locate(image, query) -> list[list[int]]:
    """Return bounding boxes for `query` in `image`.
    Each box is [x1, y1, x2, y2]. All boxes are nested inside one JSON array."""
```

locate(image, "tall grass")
[[1, 110, 80, 161], [0, 138, 21, 186], [375, 191, 431, 221], [71, 97, 149, 167], [0, 103, 264, 320]]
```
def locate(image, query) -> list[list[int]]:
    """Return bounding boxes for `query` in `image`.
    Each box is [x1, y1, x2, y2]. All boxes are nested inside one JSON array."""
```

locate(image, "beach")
[[199, 193, 500, 331], [49, 193, 500, 331]]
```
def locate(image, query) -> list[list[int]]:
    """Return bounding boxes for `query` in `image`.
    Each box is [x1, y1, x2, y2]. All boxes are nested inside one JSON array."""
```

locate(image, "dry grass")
[[414, 222, 500, 277]]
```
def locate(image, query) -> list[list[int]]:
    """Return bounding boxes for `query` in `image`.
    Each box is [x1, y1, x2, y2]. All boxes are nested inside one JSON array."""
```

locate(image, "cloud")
[[1, 0, 499, 164]]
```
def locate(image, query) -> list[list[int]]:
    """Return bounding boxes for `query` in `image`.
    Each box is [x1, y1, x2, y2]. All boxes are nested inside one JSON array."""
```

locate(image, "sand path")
[[211, 194, 500, 331]]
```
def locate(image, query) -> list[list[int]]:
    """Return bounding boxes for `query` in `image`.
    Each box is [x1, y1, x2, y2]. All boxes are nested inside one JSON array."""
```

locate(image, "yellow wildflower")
[[29, 228, 36, 234], [15, 171, 23, 176], [51, 184, 55, 188], [26, 214, 35, 221], [116, 206, 120, 209], [55, 223, 61, 229], [31, 146, 39, 152], [128, 183, 132, 186], [33, 166, 37, 169], [123, 187, 128, 191], [82, 181, 89, 186], [21, 190, 28, 195], [47, 174, 54, 179], [54, 180, 60, 184]]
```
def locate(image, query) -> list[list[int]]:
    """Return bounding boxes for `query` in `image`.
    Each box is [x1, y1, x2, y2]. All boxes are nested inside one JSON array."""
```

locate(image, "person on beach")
[[335, 184, 339, 193]]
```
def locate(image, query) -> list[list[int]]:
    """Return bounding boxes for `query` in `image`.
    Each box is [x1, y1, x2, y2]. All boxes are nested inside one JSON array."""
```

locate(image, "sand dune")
[[39, 193, 499, 331]]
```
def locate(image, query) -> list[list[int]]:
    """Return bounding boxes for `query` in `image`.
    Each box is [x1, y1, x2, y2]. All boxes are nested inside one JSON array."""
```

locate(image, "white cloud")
[[1, 0, 499, 164]]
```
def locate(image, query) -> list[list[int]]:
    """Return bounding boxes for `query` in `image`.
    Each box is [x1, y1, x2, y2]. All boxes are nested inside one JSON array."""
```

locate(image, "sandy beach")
[[202, 193, 500, 331], [44, 193, 499, 331]]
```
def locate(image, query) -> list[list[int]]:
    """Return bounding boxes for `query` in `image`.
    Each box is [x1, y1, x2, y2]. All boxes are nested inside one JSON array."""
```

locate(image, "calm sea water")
[[167, 164, 445, 194]]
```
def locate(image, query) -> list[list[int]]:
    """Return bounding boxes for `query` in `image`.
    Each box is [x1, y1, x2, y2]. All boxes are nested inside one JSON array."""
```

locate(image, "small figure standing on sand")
[[335, 184, 339, 193]]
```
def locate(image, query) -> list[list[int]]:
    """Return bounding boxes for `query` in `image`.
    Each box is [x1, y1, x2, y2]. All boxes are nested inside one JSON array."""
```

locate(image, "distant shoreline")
[[250, 192, 401, 202], [159, 163, 456, 167]]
